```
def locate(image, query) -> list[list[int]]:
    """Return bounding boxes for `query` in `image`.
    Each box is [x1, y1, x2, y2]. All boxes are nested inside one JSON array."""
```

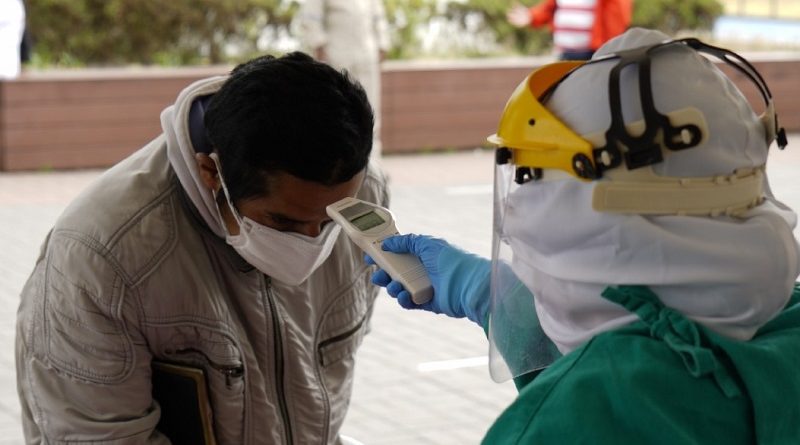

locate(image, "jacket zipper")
[[264, 276, 293, 445], [317, 313, 368, 365], [173, 347, 244, 388], [316, 305, 369, 441]]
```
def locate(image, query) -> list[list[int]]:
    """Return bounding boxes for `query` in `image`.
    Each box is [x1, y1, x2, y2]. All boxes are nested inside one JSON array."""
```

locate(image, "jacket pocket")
[[316, 278, 372, 443], [317, 311, 369, 367], [317, 277, 371, 368], [162, 347, 244, 390], [156, 329, 246, 445]]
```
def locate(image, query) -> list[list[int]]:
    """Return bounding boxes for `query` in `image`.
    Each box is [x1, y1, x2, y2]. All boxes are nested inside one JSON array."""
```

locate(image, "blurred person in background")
[[19, 0, 32, 67], [16, 52, 388, 444], [296, 0, 391, 161], [507, 0, 632, 60], [0, 0, 25, 78], [368, 28, 800, 443]]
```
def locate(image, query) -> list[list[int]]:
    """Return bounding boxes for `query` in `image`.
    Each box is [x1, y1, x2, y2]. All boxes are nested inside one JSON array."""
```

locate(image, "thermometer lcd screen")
[[351, 211, 385, 231]]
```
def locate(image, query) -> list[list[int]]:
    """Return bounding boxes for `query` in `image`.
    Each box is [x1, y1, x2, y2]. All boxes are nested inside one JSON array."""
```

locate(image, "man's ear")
[[195, 153, 220, 192]]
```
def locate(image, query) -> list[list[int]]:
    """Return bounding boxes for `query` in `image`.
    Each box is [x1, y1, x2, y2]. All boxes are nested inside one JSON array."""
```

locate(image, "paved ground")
[[0, 148, 514, 445], [2, 142, 800, 444]]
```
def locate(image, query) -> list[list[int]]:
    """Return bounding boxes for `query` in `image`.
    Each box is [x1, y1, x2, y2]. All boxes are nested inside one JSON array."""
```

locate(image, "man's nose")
[[298, 221, 329, 238]]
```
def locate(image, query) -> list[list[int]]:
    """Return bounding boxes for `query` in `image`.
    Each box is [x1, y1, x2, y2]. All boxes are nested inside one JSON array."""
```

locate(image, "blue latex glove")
[[365, 234, 491, 326]]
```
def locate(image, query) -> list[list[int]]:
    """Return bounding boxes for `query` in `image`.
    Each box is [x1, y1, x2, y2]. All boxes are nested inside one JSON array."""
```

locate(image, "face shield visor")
[[485, 38, 787, 383]]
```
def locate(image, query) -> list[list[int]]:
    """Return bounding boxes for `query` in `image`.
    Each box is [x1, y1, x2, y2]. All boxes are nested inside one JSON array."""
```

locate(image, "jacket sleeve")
[[15, 231, 170, 444], [529, 0, 558, 28], [296, 0, 328, 51]]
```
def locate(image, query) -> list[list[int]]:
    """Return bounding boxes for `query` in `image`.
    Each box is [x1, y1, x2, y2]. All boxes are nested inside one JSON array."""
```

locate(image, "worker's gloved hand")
[[365, 234, 491, 326]]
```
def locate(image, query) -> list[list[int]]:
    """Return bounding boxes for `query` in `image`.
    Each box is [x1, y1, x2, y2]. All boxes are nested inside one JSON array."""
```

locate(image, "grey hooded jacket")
[[16, 76, 389, 444]]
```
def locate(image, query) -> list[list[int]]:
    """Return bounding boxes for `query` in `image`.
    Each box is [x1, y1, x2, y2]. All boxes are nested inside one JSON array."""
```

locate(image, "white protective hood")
[[163, 76, 229, 238], [504, 28, 800, 354]]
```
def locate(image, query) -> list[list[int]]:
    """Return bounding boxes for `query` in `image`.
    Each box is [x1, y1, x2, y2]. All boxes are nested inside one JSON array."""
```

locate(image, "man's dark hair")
[[204, 52, 374, 202]]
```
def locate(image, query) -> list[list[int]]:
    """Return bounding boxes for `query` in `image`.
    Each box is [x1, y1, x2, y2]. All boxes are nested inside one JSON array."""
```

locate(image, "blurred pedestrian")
[[19, 28, 31, 65], [20, 0, 32, 67], [0, 0, 25, 79], [507, 0, 632, 60], [296, 0, 391, 161]]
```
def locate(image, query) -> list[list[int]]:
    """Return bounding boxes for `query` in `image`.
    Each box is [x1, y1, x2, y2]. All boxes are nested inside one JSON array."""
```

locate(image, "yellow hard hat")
[[487, 61, 598, 181]]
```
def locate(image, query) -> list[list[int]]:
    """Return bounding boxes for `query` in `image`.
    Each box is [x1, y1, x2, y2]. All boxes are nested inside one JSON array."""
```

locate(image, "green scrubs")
[[483, 285, 800, 444]]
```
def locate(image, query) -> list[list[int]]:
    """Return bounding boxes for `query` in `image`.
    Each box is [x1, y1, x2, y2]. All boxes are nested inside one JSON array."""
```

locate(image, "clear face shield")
[[488, 161, 564, 382], [485, 39, 787, 383], [487, 62, 587, 382]]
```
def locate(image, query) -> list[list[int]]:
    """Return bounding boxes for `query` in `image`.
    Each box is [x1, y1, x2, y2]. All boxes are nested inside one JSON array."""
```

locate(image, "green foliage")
[[24, 0, 725, 67], [383, 0, 437, 59], [632, 0, 724, 34], [26, 0, 298, 66], [442, 0, 551, 56], [438, 0, 725, 57]]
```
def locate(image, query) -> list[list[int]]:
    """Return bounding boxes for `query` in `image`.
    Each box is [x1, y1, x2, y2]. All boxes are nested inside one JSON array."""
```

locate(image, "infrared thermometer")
[[326, 197, 433, 304]]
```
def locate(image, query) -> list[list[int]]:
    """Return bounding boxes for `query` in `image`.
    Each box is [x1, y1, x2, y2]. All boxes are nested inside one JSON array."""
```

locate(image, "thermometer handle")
[[325, 197, 433, 305], [365, 240, 433, 305]]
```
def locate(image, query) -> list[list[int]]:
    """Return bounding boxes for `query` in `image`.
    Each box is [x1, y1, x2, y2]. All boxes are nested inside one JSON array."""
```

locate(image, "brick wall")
[[1, 56, 798, 171], [0, 67, 225, 170]]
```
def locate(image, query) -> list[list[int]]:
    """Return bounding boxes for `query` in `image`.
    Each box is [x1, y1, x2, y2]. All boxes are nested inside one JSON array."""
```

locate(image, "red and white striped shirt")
[[552, 0, 597, 52], [528, 0, 632, 53]]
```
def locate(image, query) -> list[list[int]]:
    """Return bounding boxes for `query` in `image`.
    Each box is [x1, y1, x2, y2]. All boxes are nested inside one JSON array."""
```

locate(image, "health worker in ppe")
[[367, 28, 800, 444]]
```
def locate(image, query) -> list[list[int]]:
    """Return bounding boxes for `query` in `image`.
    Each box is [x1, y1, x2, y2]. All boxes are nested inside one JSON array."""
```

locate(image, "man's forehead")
[[248, 169, 365, 212]]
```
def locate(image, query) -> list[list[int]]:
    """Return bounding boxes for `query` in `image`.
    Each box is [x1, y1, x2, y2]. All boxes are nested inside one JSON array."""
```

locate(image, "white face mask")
[[210, 154, 342, 285]]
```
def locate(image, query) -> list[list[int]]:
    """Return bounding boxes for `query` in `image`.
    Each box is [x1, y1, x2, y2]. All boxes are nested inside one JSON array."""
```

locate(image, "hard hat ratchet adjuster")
[[592, 44, 704, 177]]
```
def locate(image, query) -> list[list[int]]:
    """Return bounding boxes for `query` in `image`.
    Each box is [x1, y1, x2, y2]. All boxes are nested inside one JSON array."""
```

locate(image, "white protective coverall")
[[0, 0, 25, 79], [296, 0, 391, 159]]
